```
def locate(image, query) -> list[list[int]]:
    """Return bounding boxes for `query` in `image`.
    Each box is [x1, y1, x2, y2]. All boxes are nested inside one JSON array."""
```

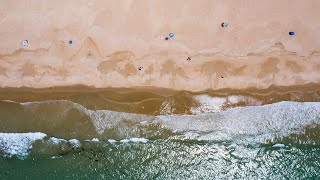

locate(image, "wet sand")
[[1, 1, 320, 91], [1, 84, 320, 115]]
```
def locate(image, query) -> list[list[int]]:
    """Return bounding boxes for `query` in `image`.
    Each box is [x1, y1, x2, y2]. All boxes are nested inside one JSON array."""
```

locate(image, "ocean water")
[[0, 88, 320, 179]]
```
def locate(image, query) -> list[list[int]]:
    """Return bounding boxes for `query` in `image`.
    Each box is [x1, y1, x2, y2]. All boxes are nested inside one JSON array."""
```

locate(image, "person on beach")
[[221, 22, 228, 28]]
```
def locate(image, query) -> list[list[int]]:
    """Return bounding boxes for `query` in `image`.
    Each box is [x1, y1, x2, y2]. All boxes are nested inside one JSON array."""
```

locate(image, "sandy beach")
[[2, 1, 320, 178], [1, 0, 320, 91]]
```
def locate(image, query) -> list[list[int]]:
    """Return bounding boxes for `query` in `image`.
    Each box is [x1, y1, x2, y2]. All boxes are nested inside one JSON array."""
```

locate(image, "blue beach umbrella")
[[169, 33, 174, 39], [69, 40, 73, 44]]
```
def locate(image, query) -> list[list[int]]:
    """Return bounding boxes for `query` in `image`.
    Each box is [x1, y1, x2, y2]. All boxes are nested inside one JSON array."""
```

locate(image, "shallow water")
[[0, 86, 320, 179]]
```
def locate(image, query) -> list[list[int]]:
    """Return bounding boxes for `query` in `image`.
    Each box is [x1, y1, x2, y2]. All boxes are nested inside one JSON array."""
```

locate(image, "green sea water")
[[0, 139, 319, 179]]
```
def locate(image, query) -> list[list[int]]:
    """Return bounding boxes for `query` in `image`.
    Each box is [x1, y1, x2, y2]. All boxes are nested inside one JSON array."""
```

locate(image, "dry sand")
[[1, 0, 320, 91]]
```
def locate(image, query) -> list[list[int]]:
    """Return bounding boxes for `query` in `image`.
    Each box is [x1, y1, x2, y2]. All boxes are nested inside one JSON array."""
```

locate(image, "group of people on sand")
[[161, 22, 229, 63]]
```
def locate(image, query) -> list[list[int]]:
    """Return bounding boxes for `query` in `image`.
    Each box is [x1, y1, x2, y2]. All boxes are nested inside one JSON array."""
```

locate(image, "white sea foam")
[[128, 138, 149, 143], [227, 96, 241, 104], [119, 138, 149, 143], [108, 139, 117, 143], [51, 156, 62, 159], [272, 144, 287, 148], [227, 95, 262, 106], [0, 132, 47, 159], [68, 139, 81, 148], [49, 137, 67, 144], [159, 100, 175, 115], [120, 139, 130, 143], [91, 138, 99, 142], [49, 137, 81, 148], [191, 95, 225, 114], [0, 100, 18, 103], [191, 95, 261, 114], [140, 121, 148, 124], [88, 109, 139, 135], [156, 101, 320, 143]]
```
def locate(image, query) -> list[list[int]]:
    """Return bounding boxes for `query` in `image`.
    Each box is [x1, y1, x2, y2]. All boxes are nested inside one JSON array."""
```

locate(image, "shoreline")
[[1, 82, 320, 94], [1, 83, 320, 116]]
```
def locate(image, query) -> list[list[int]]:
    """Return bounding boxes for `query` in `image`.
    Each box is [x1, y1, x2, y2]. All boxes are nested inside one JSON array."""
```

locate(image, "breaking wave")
[[0, 131, 151, 159], [156, 101, 320, 144], [0, 133, 46, 159], [1, 98, 320, 146]]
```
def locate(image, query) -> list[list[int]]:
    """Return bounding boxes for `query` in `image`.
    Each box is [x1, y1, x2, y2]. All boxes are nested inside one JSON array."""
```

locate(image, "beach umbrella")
[[221, 22, 228, 28], [22, 39, 28, 46], [289, 32, 295, 36]]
